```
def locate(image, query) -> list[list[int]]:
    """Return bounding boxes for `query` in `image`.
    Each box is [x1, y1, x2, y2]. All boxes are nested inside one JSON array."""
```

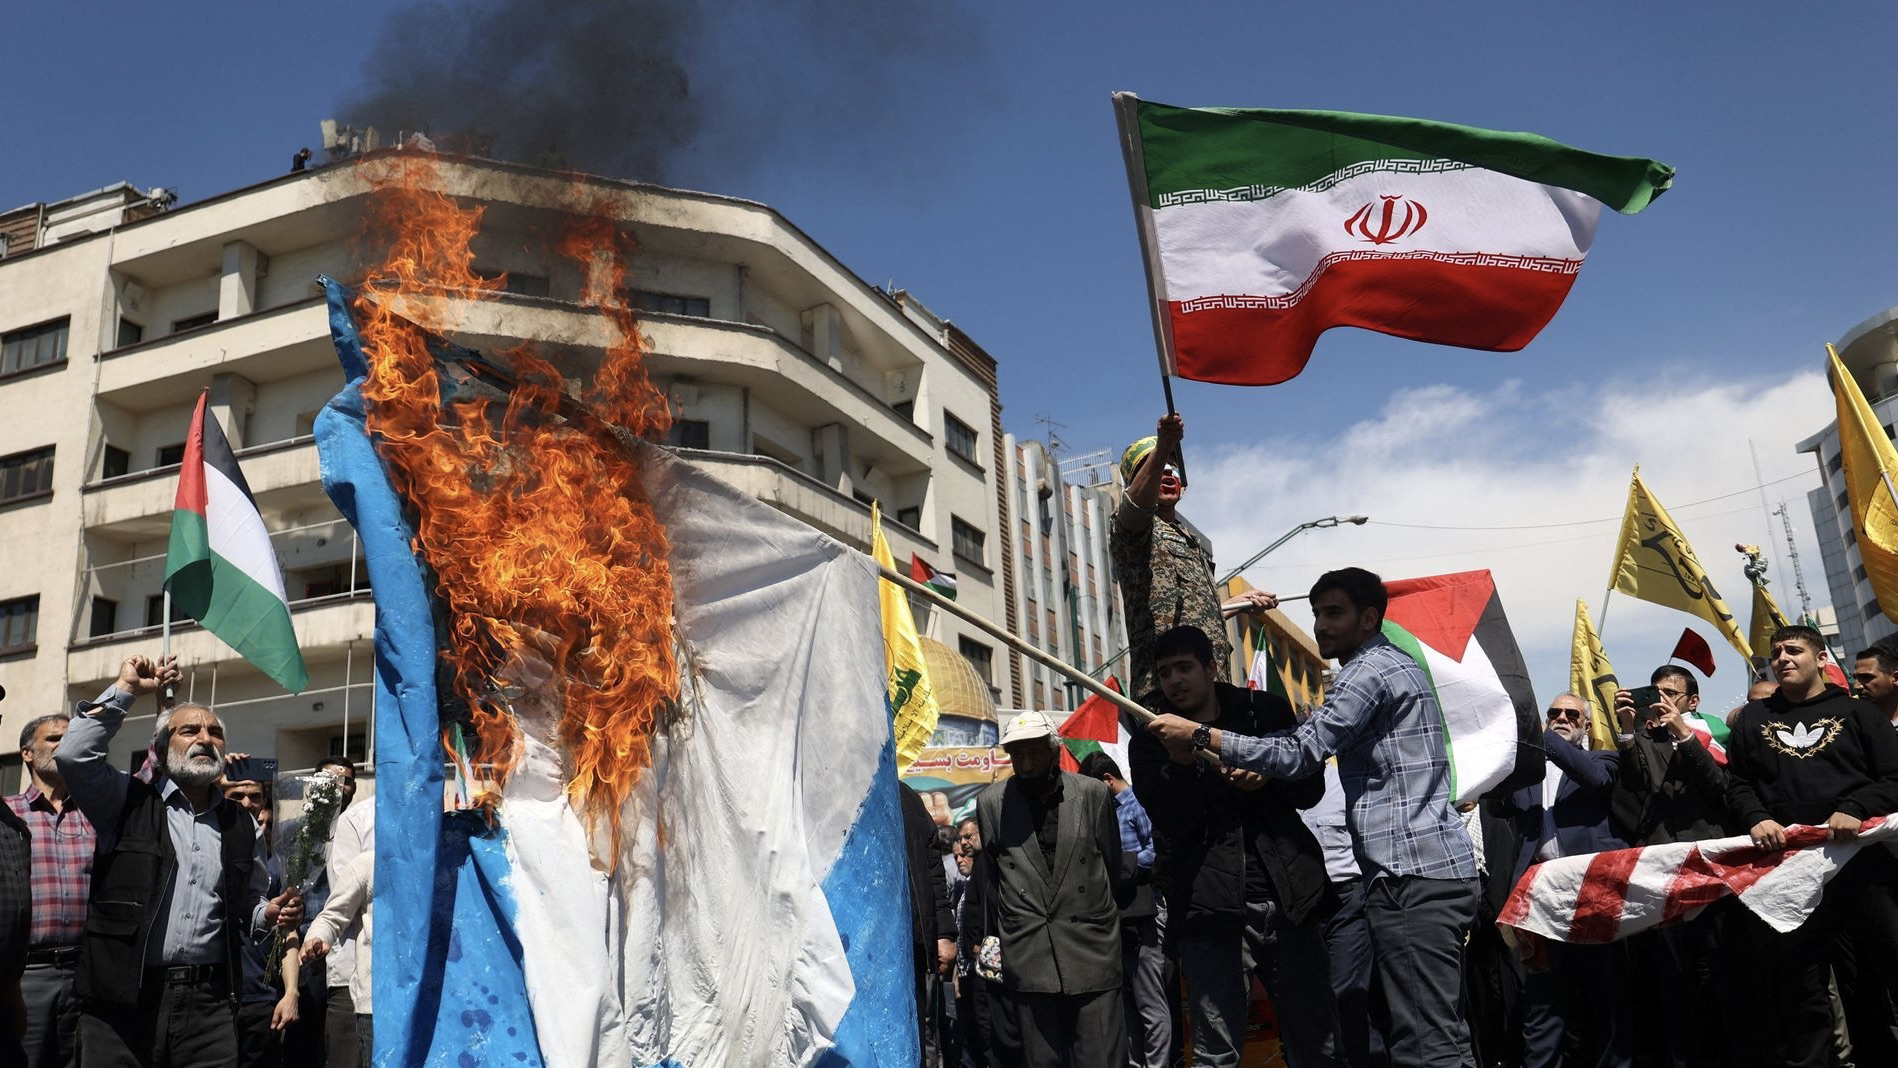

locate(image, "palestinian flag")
[[165, 390, 308, 692], [1059, 677, 1134, 779], [1113, 95, 1673, 385], [1382, 570, 1542, 803], [1247, 625, 1293, 702], [910, 553, 957, 600]]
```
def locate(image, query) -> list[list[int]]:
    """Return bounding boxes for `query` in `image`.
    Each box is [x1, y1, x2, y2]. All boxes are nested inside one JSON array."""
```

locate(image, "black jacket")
[[1727, 684, 1898, 828], [1611, 727, 1731, 846], [1129, 682, 1333, 930], [78, 779, 255, 1007], [1499, 731, 1623, 883], [900, 783, 954, 955]]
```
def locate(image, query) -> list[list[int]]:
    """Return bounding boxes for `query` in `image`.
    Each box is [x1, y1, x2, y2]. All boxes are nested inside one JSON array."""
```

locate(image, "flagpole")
[[161, 586, 175, 705], [878, 561, 1155, 727], [1113, 91, 1188, 482]]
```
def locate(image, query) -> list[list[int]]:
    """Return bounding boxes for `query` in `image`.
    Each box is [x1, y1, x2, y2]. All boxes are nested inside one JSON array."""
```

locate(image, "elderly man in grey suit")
[[975, 711, 1129, 1068]]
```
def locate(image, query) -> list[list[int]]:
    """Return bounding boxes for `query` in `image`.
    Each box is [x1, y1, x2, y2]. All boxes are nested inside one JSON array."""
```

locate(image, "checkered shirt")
[[3, 787, 96, 947], [1218, 634, 1477, 881]]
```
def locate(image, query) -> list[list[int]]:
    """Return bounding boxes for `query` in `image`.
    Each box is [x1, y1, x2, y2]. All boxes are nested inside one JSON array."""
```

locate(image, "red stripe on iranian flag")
[[203, 461, 289, 603], [1567, 847, 1644, 942], [1164, 257, 1580, 386]]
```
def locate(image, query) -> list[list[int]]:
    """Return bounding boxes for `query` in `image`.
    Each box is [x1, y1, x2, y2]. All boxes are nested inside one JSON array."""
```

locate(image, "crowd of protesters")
[[0, 654, 369, 1068], [898, 413, 1898, 1068]]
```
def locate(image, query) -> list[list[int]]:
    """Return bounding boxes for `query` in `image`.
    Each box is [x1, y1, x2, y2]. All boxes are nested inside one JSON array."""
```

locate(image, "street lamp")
[[1088, 514, 1369, 679], [1216, 514, 1370, 587]]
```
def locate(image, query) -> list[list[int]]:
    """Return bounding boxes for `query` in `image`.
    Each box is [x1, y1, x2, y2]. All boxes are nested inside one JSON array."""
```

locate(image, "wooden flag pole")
[[1112, 91, 1188, 478], [877, 562, 1155, 727]]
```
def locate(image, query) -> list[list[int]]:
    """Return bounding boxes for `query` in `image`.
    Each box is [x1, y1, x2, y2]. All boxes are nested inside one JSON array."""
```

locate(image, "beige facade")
[[0, 154, 1011, 778]]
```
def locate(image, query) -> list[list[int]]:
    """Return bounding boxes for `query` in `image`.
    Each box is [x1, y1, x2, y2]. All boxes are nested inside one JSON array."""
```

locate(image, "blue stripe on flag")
[[815, 738, 919, 1068]]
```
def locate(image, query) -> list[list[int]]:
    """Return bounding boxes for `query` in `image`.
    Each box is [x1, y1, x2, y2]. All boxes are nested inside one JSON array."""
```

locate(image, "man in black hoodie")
[[1129, 625, 1342, 1068], [1725, 624, 1898, 1068]]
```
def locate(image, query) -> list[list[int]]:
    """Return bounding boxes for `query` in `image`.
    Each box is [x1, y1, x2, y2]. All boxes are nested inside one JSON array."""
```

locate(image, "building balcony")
[[82, 437, 323, 534], [97, 298, 335, 402], [678, 447, 933, 556], [66, 593, 374, 689]]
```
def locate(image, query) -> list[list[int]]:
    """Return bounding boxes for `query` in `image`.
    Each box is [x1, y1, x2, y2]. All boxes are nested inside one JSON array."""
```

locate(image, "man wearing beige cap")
[[974, 711, 1129, 1068]]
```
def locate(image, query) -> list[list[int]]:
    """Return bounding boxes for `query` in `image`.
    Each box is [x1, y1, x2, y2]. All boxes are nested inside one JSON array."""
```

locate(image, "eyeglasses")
[[1546, 708, 1583, 723], [1657, 688, 1689, 700]]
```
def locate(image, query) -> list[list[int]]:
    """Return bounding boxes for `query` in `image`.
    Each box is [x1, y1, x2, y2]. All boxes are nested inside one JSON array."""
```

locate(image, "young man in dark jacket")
[[1129, 625, 1342, 1068], [1725, 625, 1898, 1068]]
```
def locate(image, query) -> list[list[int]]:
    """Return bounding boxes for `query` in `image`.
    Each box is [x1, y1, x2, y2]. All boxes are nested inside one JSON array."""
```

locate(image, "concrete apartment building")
[[1002, 435, 1129, 714], [1798, 304, 1898, 660], [0, 152, 1016, 776]]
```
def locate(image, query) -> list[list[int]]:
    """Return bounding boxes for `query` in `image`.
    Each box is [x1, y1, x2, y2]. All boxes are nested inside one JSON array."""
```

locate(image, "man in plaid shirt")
[[5, 712, 95, 1068], [1149, 567, 1480, 1068]]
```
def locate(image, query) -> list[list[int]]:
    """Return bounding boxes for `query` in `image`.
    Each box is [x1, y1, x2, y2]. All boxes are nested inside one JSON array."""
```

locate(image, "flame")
[[352, 154, 677, 856]]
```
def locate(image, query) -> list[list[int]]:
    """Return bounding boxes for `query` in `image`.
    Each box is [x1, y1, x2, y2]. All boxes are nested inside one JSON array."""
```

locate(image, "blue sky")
[[8, 2, 1895, 701]]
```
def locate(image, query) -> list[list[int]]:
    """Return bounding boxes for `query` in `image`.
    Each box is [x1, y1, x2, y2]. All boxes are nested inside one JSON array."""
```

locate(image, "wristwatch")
[[1191, 724, 1212, 751]]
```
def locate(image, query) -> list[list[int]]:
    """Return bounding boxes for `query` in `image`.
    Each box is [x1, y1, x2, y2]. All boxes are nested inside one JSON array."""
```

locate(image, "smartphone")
[[1626, 685, 1663, 714], [225, 756, 278, 783]]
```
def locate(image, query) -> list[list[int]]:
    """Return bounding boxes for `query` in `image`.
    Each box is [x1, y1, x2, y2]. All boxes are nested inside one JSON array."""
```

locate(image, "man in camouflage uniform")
[[1111, 413, 1273, 700]]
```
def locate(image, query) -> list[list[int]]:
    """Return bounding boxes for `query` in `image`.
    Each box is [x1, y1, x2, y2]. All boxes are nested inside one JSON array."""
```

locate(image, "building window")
[[951, 516, 985, 567], [1046, 607, 1058, 644], [945, 414, 979, 465], [145, 595, 189, 629], [116, 318, 144, 349], [892, 400, 915, 422], [1855, 563, 1870, 583], [958, 636, 993, 684], [666, 419, 711, 449], [630, 290, 710, 318], [156, 443, 186, 468], [1020, 519, 1032, 555], [1847, 527, 1859, 547], [0, 596, 38, 654], [896, 506, 921, 530], [172, 311, 218, 333], [1868, 601, 1885, 623], [1, 318, 68, 376], [89, 597, 119, 638], [1829, 453, 1844, 475], [1033, 680, 1047, 710], [101, 446, 129, 480], [0, 447, 54, 504]]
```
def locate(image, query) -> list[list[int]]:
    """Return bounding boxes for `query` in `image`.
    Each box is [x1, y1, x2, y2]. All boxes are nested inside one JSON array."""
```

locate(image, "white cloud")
[[1185, 367, 1836, 711]]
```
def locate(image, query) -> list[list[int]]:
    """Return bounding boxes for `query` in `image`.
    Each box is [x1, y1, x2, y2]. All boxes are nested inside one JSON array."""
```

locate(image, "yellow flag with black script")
[[1828, 344, 1898, 625], [1607, 468, 1750, 662], [1747, 582, 1792, 675], [1570, 598, 1620, 751], [872, 502, 939, 772]]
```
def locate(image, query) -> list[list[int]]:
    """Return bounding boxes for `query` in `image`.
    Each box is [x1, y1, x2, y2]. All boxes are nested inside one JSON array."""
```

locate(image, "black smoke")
[[339, 0, 983, 188]]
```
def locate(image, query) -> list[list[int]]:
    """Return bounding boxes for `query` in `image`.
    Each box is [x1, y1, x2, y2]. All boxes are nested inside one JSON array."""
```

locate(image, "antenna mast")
[[1774, 502, 1814, 617]]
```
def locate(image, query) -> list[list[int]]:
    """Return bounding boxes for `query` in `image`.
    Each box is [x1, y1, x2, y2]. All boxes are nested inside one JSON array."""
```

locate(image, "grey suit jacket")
[[975, 771, 1125, 995]]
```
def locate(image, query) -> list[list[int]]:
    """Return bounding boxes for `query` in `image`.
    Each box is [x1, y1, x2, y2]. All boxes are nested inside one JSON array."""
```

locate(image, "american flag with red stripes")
[[1499, 816, 1895, 942]]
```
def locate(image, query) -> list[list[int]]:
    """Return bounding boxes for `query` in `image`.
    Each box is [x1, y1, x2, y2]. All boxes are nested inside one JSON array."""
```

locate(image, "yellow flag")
[[1828, 344, 1898, 624], [1607, 468, 1750, 661], [872, 502, 939, 772], [1747, 582, 1792, 675], [1570, 598, 1621, 751]]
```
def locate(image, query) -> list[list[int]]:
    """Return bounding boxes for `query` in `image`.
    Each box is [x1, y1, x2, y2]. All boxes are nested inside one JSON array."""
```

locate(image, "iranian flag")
[[1113, 95, 1674, 385], [1059, 677, 1134, 779], [1382, 570, 1543, 803], [165, 390, 309, 692]]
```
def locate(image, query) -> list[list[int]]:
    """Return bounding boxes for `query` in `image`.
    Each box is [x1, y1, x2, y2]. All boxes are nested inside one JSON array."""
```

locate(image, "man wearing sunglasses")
[[1506, 693, 1629, 1068], [1610, 667, 1739, 1067]]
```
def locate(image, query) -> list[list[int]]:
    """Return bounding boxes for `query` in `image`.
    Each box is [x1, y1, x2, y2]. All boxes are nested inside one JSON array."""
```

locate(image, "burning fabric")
[[312, 162, 913, 1068]]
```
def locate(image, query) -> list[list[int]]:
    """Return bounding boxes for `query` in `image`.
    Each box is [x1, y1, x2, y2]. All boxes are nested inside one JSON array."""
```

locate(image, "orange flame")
[[351, 155, 677, 855]]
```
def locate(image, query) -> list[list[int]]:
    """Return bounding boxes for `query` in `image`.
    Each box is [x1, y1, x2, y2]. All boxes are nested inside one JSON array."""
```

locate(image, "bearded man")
[[54, 654, 303, 1068]]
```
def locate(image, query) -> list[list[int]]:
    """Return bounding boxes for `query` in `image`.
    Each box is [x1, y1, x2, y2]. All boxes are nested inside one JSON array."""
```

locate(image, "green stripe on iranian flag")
[[1116, 96, 1672, 386], [1132, 101, 1672, 212]]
